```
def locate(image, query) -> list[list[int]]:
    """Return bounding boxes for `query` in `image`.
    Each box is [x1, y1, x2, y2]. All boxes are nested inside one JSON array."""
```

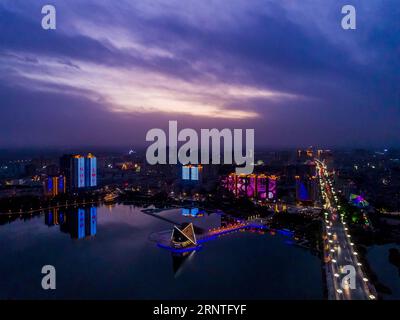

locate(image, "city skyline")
[[0, 0, 399, 149]]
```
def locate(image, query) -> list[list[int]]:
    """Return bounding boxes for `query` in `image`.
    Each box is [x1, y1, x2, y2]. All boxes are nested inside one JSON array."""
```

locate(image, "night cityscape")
[[0, 0, 399, 313]]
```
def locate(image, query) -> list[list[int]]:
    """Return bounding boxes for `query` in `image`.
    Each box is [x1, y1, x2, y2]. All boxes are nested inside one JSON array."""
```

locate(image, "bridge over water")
[[149, 214, 293, 253]]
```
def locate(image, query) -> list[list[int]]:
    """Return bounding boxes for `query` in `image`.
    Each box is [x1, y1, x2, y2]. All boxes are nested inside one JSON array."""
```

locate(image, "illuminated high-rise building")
[[60, 153, 97, 191], [295, 175, 317, 203], [73, 155, 86, 189], [181, 164, 203, 183], [182, 165, 190, 180], [191, 166, 199, 181], [85, 153, 97, 187], [44, 175, 66, 197]]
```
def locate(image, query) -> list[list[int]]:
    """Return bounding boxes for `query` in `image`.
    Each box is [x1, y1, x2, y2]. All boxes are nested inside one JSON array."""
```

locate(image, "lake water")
[[0, 204, 323, 299], [367, 244, 400, 300]]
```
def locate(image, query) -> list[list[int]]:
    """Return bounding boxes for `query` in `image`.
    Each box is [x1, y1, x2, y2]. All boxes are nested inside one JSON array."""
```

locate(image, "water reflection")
[[45, 207, 97, 239], [0, 204, 324, 299], [11, 205, 291, 278], [181, 208, 204, 217], [172, 251, 196, 277]]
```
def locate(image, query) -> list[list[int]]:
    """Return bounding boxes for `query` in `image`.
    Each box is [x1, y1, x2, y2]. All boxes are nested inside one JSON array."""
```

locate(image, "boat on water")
[[104, 192, 119, 203]]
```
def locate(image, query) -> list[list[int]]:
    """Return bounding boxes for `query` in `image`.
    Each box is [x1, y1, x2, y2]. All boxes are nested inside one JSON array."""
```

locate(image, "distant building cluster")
[[41, 153, 98, 197], [220, 151, 319, 205], [3, 146, 400, 214]]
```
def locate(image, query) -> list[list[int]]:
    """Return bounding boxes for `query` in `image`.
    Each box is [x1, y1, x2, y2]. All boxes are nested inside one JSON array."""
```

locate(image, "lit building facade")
[[73, 155, 86, 189], [295, 175, 317, 203], [85, 153, 97, 187], [181, 164, 203, 183], [222, 173, 278, 200], [44, 175, 66, 197], [268, 175, 277, 200], [60, 153, 97, 191]]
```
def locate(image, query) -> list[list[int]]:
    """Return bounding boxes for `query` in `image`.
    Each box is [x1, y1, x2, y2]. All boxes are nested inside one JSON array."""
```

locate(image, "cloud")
[[0, 0, 399, 147]]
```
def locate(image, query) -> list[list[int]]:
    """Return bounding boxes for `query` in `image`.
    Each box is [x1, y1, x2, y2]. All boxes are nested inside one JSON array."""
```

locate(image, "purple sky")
[[0, 0, 399, 149]]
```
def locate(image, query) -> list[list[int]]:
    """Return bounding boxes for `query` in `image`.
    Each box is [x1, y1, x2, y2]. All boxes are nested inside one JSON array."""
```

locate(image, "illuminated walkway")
[[155, 217, 292, 253]]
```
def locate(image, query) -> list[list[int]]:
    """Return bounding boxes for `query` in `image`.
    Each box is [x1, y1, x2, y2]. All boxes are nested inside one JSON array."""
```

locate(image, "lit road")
[[316, 160, 376, 300]]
